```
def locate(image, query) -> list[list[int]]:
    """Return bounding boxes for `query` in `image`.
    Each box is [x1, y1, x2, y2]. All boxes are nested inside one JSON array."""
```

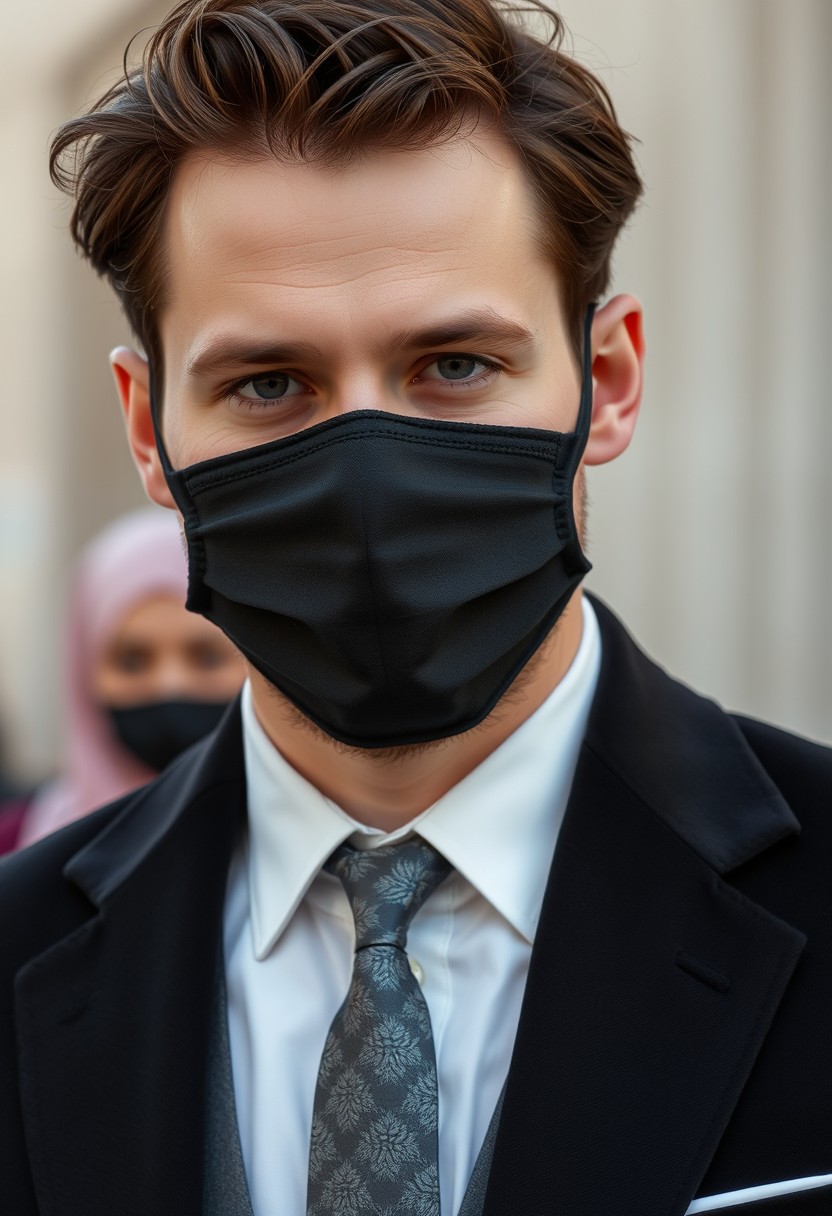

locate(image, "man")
[[1, 1, 829, 1213]]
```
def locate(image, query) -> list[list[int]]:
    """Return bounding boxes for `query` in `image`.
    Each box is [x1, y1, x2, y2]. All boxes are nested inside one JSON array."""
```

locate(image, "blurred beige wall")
[[0, 0, 830, 779], [558, 0, 832, 745]]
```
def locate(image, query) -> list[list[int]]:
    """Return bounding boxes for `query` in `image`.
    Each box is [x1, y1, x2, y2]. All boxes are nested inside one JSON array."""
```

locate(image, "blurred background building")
[[1, 0, 830, 781]]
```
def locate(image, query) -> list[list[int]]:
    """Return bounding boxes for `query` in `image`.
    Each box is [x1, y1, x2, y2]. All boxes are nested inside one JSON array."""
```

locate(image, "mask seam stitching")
[[183, 429, 562, 494]]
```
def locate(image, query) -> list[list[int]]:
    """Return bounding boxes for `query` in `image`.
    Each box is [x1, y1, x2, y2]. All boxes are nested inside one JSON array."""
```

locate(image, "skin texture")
[[112, 125, 644, 827], [91, 593, 245, 707]]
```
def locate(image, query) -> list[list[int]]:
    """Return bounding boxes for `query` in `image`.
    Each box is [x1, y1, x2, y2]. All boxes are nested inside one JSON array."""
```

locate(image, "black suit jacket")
[[1, 600, 830, 1215]]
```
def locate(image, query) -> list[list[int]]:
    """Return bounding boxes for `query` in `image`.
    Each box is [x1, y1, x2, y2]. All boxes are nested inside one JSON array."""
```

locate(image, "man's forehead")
[[165, 129, 535, 277], [157, 127, 561, 377]]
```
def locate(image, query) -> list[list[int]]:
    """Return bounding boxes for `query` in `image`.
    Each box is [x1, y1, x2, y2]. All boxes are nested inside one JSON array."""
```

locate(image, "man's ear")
[[582, 294, 644, 467], [109, 346, 177, 509]]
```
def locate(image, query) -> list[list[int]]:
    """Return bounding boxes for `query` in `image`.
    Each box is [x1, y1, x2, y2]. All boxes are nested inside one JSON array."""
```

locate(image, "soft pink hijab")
[[18, 508, 190, 849]]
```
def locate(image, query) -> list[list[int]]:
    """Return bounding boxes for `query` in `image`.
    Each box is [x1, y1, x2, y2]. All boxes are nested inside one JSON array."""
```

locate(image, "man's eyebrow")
[[381, 310, 537, 354], [186, 338, 324, 380], [185, 311, 536, 380]]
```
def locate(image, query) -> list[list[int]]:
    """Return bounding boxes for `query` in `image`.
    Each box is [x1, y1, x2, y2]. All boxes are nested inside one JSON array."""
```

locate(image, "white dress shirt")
[[224, 596, 601, 1216]]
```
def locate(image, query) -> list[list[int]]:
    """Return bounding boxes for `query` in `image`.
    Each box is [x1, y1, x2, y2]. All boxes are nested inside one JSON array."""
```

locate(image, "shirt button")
[[409, 957, 425, 986]]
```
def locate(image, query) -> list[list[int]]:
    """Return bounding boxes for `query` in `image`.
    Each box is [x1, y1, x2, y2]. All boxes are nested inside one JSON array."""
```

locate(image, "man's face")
[[156, 125, 583, 469]]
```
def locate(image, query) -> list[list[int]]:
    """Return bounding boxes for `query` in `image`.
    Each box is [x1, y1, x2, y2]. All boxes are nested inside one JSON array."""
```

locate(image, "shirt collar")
[[243, 596, 601, 959]]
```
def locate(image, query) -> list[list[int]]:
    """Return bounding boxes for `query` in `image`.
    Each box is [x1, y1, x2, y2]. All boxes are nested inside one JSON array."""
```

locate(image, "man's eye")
[[235, 372, 305, 401], [436, 356, 480, 380], [417, 355, 497, 385]]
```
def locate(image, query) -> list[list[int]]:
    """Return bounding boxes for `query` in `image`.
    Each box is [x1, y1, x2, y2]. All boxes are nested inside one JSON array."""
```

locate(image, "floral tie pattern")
[[307, 838, 452, 1216]]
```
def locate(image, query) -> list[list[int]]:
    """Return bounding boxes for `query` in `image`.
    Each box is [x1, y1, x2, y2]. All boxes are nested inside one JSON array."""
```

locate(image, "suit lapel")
[[14, 704, 246, 1216], [483, 600, 806, 1216]]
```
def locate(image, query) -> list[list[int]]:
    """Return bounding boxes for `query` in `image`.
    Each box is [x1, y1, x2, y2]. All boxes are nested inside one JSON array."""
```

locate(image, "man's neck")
[[246, 591, 584, 830]]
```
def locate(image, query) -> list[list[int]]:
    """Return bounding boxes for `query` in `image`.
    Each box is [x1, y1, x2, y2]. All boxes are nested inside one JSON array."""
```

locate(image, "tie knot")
[[326, 838, 451, 949]]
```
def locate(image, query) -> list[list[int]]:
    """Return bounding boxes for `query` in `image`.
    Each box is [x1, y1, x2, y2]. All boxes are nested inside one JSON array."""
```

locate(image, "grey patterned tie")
[[307, 838, 452, 1216]]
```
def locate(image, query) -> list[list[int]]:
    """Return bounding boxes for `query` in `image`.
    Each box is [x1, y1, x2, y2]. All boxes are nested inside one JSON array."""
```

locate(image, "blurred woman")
[[11, 508, 244, 852]]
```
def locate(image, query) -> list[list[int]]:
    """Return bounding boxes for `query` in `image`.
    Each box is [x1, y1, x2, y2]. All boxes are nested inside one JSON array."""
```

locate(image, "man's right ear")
[[109, 347, 177, 510]]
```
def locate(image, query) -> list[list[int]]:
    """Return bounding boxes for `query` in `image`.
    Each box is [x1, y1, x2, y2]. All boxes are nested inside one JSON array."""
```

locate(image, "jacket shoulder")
[[733, 712, 832, 766], [732, 713, 832, 832]]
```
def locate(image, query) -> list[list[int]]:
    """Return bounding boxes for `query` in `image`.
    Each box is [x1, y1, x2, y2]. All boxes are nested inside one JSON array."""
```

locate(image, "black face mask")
[[106, 699, 230, 772], [154, 308, 594, 749]]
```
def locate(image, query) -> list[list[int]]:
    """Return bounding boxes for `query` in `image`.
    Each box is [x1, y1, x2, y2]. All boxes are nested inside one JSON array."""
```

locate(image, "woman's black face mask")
[[106, 699, 231, 772], [152, 308, 595, 750]]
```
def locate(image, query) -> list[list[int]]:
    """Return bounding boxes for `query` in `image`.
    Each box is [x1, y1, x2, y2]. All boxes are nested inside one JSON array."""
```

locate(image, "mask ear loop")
[[148, 363, 193, 518], [147, 364, 210, 610], [571, 301, 596, 470], [148, 364, 177, 479], [553, 302, 596, 576]]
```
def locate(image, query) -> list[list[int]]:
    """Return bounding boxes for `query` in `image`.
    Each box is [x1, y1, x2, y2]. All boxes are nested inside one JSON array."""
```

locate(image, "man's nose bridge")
[[327, 363, 411, 418]]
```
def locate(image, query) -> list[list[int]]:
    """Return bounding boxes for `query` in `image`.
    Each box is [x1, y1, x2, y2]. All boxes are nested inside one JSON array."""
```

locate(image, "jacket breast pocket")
[[688, 1179, 832, 1214]]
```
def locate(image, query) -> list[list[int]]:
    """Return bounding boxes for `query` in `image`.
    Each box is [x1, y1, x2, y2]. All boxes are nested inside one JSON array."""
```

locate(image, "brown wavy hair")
[[50, 0, 642, 377]]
